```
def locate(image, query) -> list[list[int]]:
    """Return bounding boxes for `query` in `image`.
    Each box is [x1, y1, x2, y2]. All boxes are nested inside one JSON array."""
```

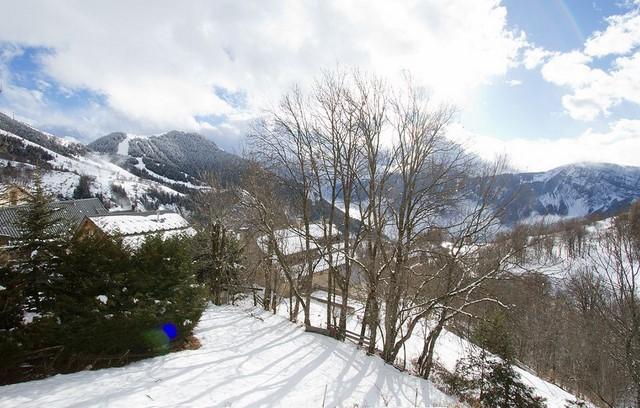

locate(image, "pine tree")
[[193, 219, 244, 304], [72, 175, 93, 199], [0, 261, 23, 331], [444, 353, 547, 407], [480, 360, 546, 408], [14, 169, 64, 313], [130, 235, 205, 347], [473, 310, 515, 361]]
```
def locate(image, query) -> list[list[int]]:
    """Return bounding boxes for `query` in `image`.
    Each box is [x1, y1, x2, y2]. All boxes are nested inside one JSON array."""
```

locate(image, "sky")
[[0, 0, 639, 171]]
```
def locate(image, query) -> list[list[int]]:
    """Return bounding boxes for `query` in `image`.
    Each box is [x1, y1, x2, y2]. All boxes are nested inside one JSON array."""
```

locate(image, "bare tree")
[[248, 90, 319, 325], [245, 70, 527, 384], [589, 215, 640, 407], [377, 83, 463, 363], [239, 163, 291, 315]]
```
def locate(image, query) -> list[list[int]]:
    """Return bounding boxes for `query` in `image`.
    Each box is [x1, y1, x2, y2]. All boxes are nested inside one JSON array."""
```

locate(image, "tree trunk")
[[417, 322, 444, 379], [359, 292, 371, 346], [293, 295, 300, 322], [326, 266, 333, 330], [368, 295, 379, 355], [263, 268, 272, 311]]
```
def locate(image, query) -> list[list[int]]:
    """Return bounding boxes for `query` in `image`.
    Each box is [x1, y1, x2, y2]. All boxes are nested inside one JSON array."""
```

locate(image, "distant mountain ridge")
[[493, 162, 640, 224], [1, 110, 639, 224]]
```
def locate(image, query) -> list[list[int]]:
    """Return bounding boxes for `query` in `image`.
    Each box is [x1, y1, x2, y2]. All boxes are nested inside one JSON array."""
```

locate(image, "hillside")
[[0, 304, 456, 408], [0, 114, 184, 210], [272, 292, 586, 408], [89, 131, 246, 186]]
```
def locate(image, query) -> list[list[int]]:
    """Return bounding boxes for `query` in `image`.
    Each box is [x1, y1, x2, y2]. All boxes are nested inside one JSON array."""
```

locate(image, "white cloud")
[[0, 0, 526, 143], [448, 120, 640, 172], [542, 50, 640, 120], [584, 8, 640, 57], [522, 46, 556, 69], [506, 79, 522, 86], [541, 51, 605, 88], [538, 4, 640, 121]]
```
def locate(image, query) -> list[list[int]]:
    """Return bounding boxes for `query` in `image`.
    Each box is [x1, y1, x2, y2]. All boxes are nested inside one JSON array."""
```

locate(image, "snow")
[[121, 227, 196, 249], [88, 212, 195, 248], [0, 304, 456, 408], [133, 157, 205, 190], [0, 129, 183, 208], [116, 136, 130, 156], [90, 212, 190, 236], [272, 292, 588, 408], [257, 224, 338, 256], [22, 312, 41, 325], [96, 295, 108, 304]]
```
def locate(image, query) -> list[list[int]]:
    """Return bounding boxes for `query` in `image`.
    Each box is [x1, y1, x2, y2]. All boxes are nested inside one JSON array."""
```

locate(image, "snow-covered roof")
[[121, 227, 196, 248], [257, 223, 339, 256], [88, 210, 191, 236], [87, 210, 194, 249]]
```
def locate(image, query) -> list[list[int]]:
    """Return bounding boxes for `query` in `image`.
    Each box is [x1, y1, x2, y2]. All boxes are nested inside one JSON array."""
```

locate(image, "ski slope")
[[0, 304, 456, 408], [0, 129, 182, 208]]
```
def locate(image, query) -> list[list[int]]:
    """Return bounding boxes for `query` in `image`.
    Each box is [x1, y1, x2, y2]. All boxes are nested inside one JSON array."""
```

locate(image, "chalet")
[[252, 223, 348, 289], [0, 197, 109, 245], [77, 210, 195, 248]]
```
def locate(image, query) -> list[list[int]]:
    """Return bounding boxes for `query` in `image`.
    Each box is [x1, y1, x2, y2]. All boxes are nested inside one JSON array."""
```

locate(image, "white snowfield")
[[0, 305, 457, 408]]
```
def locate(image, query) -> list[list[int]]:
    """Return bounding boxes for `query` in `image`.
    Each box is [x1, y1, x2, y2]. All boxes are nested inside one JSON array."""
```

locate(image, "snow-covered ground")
[[0, 304, 457, 408], [273, 292, 587, 408]]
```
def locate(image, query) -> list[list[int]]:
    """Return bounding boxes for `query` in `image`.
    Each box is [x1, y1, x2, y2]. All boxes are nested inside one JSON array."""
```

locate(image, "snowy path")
[[0, 305, 456, 408]]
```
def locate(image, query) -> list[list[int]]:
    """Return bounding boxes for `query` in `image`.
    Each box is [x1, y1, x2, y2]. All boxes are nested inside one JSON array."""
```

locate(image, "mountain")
[[2, 110, 639, 225], [493, 162, 640, 225], [0, 113, 185, 210], [89, 131, 246, 187]]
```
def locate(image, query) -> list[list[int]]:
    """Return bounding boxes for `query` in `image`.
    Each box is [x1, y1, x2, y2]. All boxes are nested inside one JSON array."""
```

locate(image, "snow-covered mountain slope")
[[89, 130, 246, 187], [271, 292, 590, 408], [493, 163, 640, 225], [0, 115, 184, 210], [0, 304, 456, 408]]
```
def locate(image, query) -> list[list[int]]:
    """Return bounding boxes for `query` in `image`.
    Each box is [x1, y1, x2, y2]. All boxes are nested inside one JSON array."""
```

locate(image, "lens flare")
[[162, 322, 178, 340]]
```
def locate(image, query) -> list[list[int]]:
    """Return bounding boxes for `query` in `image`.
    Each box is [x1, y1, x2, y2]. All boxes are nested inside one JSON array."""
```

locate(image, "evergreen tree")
[[193, 219, 244, 304], [480, 360, 546, 408], [473, 310, 515, 361], [14, 169, 64, 313], [72, 175, 93, 199], [444, 353, 547, 407], [130, 235, 205, 345], [0, 261, 23, 331], [53, 233, 131, 324]]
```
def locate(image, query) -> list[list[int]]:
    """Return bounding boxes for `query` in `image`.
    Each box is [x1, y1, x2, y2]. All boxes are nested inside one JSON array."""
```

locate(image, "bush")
[[440, 352, 546, 408], [0, 232, 206, 384]]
